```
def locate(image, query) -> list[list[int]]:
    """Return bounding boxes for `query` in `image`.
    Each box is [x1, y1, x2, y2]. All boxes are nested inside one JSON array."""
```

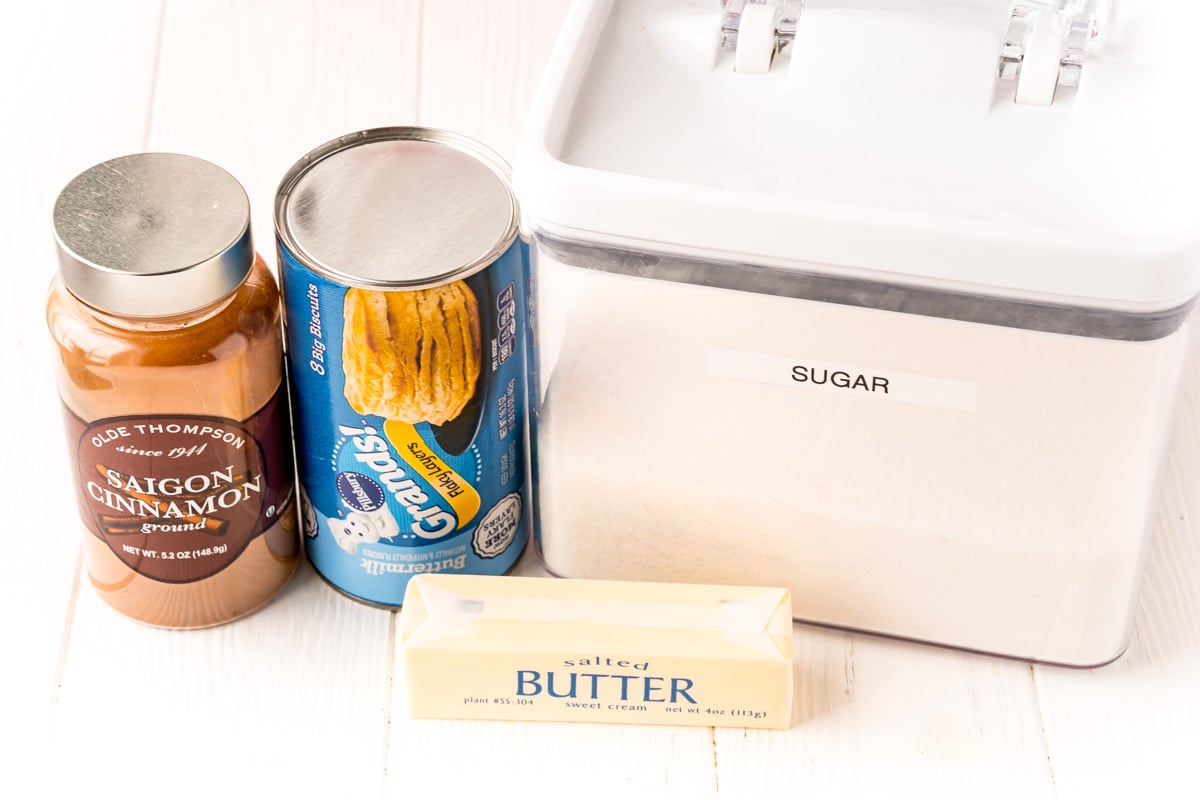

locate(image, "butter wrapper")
[[398, 574, 794, 729]]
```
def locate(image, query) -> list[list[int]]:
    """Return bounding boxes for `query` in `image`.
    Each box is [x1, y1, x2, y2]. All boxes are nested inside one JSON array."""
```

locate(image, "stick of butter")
[[398, 574, 794, 729]]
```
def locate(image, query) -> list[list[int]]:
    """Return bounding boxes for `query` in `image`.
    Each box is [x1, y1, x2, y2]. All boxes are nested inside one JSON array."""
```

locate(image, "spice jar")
[[47, 153, 299, 628]]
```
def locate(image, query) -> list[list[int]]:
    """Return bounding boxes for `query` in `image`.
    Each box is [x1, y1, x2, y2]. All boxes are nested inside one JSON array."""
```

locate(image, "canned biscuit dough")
[[276, 128, 529, 607]]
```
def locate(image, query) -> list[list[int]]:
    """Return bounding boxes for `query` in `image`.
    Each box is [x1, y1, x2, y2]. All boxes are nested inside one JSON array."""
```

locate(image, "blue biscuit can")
[[275, 127, 529, 606]]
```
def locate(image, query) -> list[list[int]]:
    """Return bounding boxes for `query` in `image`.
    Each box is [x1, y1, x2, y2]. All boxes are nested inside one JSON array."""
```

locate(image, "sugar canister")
[[514, 0, 1200, 665]]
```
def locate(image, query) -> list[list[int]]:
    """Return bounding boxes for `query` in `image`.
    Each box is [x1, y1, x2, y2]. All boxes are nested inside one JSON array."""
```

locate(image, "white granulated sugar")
[[532, 253, 1189, 666]]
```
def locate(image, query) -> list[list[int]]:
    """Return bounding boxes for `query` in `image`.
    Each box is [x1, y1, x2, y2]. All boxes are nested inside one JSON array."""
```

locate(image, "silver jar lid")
[[275, 127, 518, 290], [53, 153, 254, 317]]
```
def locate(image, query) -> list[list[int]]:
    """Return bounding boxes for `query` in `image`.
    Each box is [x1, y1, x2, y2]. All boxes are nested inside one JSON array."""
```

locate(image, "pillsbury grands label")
[[276, 128, 530, 606]]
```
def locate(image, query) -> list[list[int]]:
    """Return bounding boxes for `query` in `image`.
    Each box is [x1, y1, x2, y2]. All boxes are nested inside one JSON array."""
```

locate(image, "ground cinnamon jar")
[[47, 153, 299, 628]]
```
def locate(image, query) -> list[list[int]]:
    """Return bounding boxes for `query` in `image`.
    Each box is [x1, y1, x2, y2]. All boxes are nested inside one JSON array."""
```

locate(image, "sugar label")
[[706, 347, 978, 411]]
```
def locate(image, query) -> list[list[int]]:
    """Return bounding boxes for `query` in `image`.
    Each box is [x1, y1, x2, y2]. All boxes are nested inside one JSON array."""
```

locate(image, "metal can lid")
[[53, 153, 254, 318], [275, 127, 518, 290]]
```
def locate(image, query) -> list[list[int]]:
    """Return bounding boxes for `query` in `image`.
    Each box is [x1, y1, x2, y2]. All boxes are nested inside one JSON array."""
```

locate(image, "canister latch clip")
[[719, 0, 1110, 106], [999, 0, 1110, 106], [719, 0, 803, 74]]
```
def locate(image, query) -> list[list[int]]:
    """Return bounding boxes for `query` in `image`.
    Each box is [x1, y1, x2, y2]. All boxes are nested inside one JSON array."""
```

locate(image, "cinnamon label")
[[64, 386, 294, 583]]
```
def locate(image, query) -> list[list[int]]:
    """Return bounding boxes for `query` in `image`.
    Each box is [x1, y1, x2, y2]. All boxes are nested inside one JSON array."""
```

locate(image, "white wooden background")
[[3, 2, 1198, 797]]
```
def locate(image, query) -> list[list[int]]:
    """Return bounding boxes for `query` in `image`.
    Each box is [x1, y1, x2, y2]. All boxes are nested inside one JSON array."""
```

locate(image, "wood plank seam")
[[1029, 663, 1060, 798], [415, 0, 426, 122], [48, 551, 83, 734], [711, 725, 721, 796], [142, 0, 168, 149], [381, 610, 399, 793]]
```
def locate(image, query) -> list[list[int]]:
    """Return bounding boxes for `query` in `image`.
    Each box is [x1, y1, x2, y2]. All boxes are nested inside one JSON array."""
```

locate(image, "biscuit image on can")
[[342, 282, 481, 425]]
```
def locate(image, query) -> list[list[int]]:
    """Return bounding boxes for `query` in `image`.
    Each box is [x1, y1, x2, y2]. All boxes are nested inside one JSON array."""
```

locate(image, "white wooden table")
[[4, 2, 1198, 797]]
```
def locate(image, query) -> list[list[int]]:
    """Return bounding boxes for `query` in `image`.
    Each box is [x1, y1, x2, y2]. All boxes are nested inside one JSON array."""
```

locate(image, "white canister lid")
[[515, 0, 1200, 312]]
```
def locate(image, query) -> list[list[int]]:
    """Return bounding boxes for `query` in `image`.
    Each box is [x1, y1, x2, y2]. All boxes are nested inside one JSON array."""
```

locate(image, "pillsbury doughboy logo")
[[330, 471, 400, 555], [336, 471, 386, 511]]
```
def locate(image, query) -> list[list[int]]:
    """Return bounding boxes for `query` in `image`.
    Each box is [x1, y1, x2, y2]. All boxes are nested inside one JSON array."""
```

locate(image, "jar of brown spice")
[[47, 153, 299, 628]]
